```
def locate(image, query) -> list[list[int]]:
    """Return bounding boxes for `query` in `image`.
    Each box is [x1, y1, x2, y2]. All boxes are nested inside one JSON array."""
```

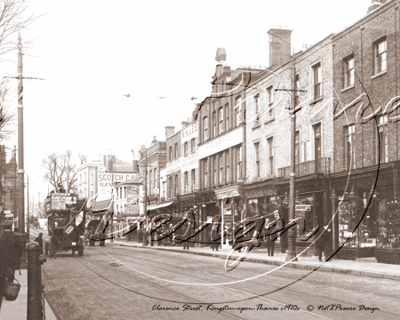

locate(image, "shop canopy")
[[147, 202, 173, 211]]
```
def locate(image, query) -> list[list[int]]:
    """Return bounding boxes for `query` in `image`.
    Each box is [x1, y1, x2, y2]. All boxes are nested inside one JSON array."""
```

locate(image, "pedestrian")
[[317, 226, 331, 262], [0, 221, 22, 300], [210, 216, 220, 251], [182, 221, 191, 250], [34, 233, 44, 254], [267, 211, 284, 257]]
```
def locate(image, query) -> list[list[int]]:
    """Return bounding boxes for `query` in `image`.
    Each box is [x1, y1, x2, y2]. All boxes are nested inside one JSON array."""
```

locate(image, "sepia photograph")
[[0, 0, 399, 319]]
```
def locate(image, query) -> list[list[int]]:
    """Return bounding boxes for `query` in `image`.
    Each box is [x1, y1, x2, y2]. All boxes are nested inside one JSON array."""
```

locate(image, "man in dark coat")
[[182, 221, 191, 250], [0, 222, 22, 298], [317, 226, 331, 262]]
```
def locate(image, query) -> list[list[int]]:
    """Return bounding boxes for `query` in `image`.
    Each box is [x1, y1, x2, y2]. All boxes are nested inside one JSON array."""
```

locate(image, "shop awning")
[[147, 202, 173, 211]]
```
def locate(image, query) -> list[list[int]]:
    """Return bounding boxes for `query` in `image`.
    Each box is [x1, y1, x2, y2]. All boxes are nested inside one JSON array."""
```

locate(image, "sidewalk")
[[110, 239, 400, 281], [0, 269, 57, 320]]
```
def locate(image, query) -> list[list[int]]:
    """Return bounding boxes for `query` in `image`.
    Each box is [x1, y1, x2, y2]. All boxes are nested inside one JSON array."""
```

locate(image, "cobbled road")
[[41, 244, 400, 320]]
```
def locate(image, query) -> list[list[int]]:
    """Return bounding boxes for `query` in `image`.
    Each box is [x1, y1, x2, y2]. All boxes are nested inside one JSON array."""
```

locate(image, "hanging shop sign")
[[295, 204, 312, 211]]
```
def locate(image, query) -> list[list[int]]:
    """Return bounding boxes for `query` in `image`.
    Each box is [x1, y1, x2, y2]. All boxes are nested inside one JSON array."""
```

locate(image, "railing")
[[278, 157, 331, 178]]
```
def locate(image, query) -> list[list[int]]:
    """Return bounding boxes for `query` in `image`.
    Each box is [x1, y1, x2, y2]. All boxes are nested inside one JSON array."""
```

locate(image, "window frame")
[[235, 96, 242, 126], [344, 54, 355, 88], [219, 107, 224, 134], [267, 136, 274, 177], [344, 124, 355, 170], [374, 37, 387, 75], [203, 116, 208, 141], [266, 86, 274, 119], [225, 103, 229, 132], [254, 94, 260, 126], [254, 142, 260, 178], [312, 62, 322, 100]]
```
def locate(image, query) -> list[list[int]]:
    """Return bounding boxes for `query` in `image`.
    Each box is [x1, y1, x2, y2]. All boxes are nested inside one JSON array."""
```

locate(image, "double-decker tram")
[[45, 192, 87, 256]]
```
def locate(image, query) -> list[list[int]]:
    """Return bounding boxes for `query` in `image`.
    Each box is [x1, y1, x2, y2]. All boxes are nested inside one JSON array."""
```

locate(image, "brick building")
[[243, 28, 334, 254], [331, 0, 400, 262], [195, 48, 263, 247], [138, 136, 167, 212]]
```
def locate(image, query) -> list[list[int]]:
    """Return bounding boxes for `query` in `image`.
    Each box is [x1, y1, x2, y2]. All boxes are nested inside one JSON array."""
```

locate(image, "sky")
[[0, 0, 371, 204]]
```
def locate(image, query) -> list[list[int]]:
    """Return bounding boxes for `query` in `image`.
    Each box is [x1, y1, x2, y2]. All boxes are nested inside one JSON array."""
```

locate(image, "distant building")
[[76, 153, 137, 200]]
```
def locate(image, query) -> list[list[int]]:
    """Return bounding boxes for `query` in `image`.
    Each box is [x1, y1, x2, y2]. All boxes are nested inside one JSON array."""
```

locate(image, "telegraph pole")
[[27, 174, 29, 240], [286, 65, 297, 261], [276, 64, 306, 262]]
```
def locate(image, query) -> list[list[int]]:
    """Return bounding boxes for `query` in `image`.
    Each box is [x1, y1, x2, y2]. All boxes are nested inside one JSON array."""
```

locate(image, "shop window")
[[338, 198, 378, 248], [248, 199, 258, 217], [378, 199, 400, 248]]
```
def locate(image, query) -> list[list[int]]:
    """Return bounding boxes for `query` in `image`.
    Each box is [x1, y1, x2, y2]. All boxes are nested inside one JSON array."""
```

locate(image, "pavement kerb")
[[112, 241, 400, 281]]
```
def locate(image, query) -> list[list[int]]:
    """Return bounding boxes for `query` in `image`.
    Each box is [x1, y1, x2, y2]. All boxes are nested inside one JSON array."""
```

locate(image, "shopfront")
[[332, 162, 400, 263]]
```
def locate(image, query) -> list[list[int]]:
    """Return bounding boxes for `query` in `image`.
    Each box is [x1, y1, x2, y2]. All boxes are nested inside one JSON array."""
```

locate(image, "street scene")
[[1, 0, 400, 319]]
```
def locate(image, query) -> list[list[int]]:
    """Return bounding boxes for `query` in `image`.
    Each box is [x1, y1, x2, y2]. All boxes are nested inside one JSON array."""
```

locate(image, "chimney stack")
[[165, 126, 175, 139], [367, 0, 386, 14], [302, 44, 308, 51], [267, 27, 292, 69], [151, 135, 157, 144]]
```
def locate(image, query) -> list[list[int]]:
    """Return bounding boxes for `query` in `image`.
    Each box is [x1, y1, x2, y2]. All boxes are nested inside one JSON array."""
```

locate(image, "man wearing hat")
[[317, 225, 331, 262], [0, 221, 22, 299]]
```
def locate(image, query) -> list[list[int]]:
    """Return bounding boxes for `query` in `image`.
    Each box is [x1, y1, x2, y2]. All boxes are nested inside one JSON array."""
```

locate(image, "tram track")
[[82, 247, 336, 320], [93, 246, 400, 320]]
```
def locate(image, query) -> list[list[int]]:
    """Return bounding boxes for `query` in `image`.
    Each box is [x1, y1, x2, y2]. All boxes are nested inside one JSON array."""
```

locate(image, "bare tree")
[[78, 153, 88, 165], [0, 79, 15, 141], [42, 150, 78, 193], [0, 0, 38, 57]]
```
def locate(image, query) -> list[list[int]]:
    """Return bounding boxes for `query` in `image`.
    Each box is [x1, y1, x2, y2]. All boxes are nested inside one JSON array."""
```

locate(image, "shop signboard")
[[295, 204, 311, 211]]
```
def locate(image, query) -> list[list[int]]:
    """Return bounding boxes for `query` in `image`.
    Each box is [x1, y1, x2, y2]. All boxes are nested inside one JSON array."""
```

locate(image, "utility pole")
[[276, 64, 306, 262], [286, 65, 297, 261], [13, 146, 17, 228], [27, 175, 29, 240], [110, 155, 114, 243]]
